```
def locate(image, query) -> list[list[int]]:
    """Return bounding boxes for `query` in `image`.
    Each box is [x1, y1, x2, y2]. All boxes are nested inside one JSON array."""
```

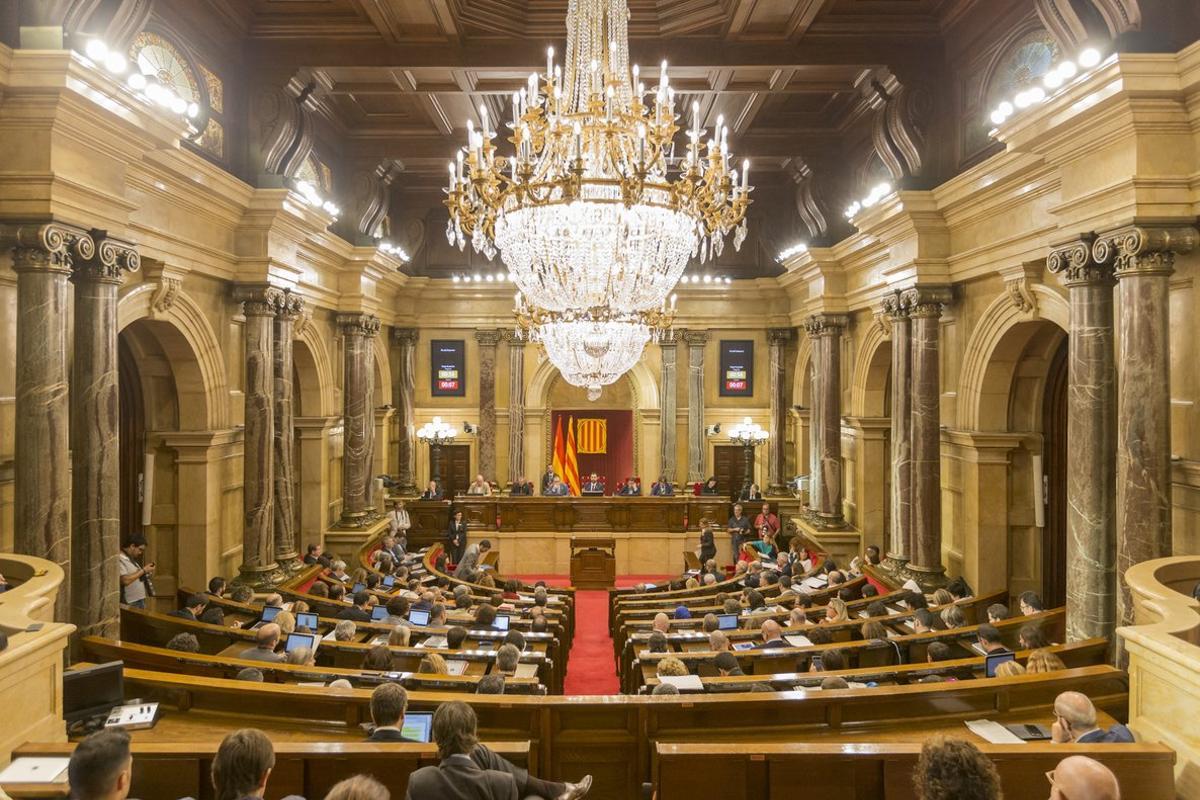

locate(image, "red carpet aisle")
[[515, 575, 670, 695]]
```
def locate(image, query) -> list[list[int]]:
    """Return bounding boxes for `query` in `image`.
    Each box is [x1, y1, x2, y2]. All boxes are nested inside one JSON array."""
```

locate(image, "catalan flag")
[[552, 415, 566, 482], [564, 416, 582, 496]]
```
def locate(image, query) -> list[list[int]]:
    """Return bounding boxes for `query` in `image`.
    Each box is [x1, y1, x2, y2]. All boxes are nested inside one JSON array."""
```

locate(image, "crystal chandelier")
[[444, 0, 752, 392]]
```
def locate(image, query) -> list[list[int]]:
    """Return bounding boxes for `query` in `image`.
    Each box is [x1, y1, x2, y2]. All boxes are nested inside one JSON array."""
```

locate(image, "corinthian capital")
[[3, 222, 95, 274], [337, 312, 382, 337], [803, 314, 849, 337], [1093, 224, 1199, 278]]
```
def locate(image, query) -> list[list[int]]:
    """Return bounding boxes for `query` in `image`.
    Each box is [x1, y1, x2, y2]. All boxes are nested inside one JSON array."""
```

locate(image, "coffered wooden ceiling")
[[200, 0, 986, 273]]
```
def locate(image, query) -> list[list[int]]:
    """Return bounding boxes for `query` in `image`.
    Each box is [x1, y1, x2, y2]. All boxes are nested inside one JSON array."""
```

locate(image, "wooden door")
[[442, 444, 471, 499], [1041, 337, 1068, 607], [118, 337, 145, 537], [713, 445, 751, 497]]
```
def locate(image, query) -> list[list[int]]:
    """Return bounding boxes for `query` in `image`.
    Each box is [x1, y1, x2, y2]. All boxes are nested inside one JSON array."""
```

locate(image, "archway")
[[957, 295, 1068, 599]]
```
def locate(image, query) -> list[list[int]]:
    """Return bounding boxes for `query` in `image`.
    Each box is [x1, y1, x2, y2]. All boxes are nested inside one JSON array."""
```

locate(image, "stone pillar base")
[[903, 562, 948, 591]]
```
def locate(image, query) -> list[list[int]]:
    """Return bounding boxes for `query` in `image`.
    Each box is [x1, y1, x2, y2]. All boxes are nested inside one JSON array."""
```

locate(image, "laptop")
[[408, 608, 431, 627], [400, 711, 434, 743], [285, 632, 317, 652], [984, 651, 1016, 677], [494, 615, 510, 632], [717, 614, 739, 630], [295, 612, 319, 630], [371, 605, 390, 622]]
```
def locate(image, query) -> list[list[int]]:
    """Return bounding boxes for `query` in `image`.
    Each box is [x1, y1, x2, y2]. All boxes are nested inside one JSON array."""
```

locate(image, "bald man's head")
[[1053, 691, 1099, 742], [652, 612, 670, 633], [1049, 755, 1120, 800]]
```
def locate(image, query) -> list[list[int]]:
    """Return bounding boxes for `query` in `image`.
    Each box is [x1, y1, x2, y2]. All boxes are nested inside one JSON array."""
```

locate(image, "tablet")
[[408, 608, 430, 627], [401, 711, 433, 743], [285, 632, 316, 652], [494, 615, 510, 632], [295, 612, 318, 630], [985, 651, 1016, 677], [371, 605, 390, 622], [717, 614, 739, 630]]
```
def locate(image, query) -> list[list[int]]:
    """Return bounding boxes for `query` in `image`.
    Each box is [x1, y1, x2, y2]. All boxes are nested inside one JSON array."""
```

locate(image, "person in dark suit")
[[1052, 692, 1136, 744], [366, 683, 419, 742], [168, 593, 209, 621], [405, 701, 591, 800], [420, 480, 444, 500], [337, 591, 373, 622], [760, 619, 787, 648], [446, 510, 468, 564]]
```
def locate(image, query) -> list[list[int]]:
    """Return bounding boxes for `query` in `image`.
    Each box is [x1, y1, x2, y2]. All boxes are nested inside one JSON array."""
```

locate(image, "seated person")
[[407, 701, 591, 800], [420, 480, 444, 500], [1046, 755, 1121, 800], [168, 593, 209, 621], [238, 623, 286, 663], [211, 729, 303, 800], [466, 474, 493, 496], [544, 476, 571, 496], [581, 472, 605, 494], [367, 683, 418, 741], [510, 476, 535, 496], [1051, 691, 1135, 743], [338, 591, 373, 622], [68, 729, 132, 800], [650, 475, 674, 496]]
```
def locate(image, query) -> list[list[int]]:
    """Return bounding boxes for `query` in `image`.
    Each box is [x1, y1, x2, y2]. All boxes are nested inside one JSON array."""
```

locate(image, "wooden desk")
[[654, 742, 1176, 800]]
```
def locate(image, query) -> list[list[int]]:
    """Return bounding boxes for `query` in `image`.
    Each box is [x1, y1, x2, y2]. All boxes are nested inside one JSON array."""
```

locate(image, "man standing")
[[118, 535, 154, 609], [726, 504, 751, 565]]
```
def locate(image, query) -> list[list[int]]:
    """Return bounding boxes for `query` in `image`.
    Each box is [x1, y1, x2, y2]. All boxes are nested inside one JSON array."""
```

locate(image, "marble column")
[[392, 328, 418, 494], [684, 330, 709, 483], [475, 329, 501, 481], [804, 315, 848, 526], [883, 291, 913, 572], [1094, 225, 1198, 628], [507, 332, 527, 485], [767, 328, 792, 495], [338, 313, 382, 524], [6, 224, 93, 593], [1048, 235, 1117, 643], [659, 336, 678, 483], [904, 286, 952, 585], [69, 232, 138, 638], [272, 291, 303, 572], [233, 286, 284, 587]]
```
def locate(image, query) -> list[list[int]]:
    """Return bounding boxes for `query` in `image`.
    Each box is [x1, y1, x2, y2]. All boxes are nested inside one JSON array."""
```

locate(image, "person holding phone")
[[118, 534, 155, 608]]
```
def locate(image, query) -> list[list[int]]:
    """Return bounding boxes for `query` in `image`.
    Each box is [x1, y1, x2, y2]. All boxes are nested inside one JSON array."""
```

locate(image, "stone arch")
[[293, 332, 334, 417], [117, 281, 229, 430], [850, 323, 892, 418], [957, 284, 1069, 432]]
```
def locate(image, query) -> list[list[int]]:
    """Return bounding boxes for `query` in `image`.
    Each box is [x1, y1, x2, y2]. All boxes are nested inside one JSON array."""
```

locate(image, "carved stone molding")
[[1093, 224, 1200, 278], [803, 314, 849, 337], [1048, 233, 1116, 287], [337, 312, 382, 338], [3, 222, 95, 274], [999, 262, 1042, 317]]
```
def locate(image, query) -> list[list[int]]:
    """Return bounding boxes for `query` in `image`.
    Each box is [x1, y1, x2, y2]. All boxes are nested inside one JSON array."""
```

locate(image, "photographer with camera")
[[118, 534, 155, 609]]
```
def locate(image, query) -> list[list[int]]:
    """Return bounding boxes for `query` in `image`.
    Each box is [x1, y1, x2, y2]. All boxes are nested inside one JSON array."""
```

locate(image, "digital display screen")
[[431, 340, 466, 397], [719, 340, 754, 397]]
